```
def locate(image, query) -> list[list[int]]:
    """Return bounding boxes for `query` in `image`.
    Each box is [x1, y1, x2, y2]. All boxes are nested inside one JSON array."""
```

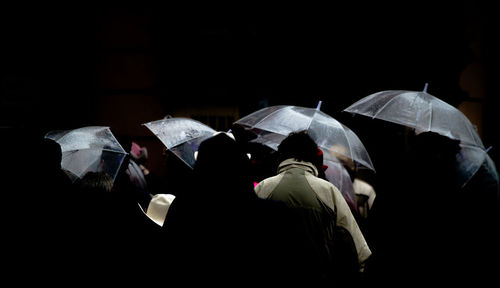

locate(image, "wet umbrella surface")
[[143, 117, 216, 169], [343, 86, 494, 187], [234, 103, 375, 172], [45, 126, 128, 183]]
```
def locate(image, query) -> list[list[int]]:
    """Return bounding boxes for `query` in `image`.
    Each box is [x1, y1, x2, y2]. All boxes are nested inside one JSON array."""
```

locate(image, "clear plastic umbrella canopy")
[[143, 117, 216, 169], [234, 104, 375, 172], [323, 159, 357, 213], [343, 89, 485, 149], [343, 87, 490, 187], [45, 126, 127, 183], [456, 144, 496, 188]]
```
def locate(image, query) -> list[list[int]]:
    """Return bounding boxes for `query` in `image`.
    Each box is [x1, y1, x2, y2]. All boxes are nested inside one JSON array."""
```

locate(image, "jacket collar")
[[277, 158, 318, 177]]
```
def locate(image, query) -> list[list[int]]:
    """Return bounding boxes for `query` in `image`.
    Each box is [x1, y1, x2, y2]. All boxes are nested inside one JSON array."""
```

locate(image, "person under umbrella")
[[44, 126, 128, 184], [161, 132, 316, 287], [254, 130, 371, 286], [234, 103, 376, 172], [343, 86, 487, 188]]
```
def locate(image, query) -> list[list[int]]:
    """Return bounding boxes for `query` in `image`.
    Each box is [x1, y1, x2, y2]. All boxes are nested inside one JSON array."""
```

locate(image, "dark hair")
[[277, 130, 319, 164], [74, 171, 114, 194]]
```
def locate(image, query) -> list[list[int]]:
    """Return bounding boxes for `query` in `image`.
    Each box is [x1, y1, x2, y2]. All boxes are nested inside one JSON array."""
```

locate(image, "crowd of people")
[[2, 119, 499, 286]]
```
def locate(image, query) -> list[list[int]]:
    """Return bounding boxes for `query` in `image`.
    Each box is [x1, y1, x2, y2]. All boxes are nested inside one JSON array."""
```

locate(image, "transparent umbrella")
[[455, 144, 494, 188], [343, 85, 490, 187], [343, 85, 484, 149], [234, 103, 375, 172], [323, 158, 358, 214], [143, 117, 216, 169], [44, 126, 128, 183]]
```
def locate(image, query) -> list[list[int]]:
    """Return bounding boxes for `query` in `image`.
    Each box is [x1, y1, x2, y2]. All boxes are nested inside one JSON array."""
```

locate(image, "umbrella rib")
[[345, 126, 375, 171], [371, 93, 400, 119], [427, 101, 433, 132], [461, 114, 485, 148], [250, 107, 287, 129], [307, 110, 320, 131], [344, 130, 354, 162], [412, 92, 430, 132]]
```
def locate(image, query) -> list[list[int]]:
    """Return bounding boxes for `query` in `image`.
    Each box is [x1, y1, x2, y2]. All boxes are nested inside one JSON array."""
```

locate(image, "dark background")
[[2, 2, 499, 175]]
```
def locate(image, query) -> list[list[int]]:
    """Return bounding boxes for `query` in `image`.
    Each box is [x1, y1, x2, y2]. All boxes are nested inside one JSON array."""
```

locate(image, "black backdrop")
[[2, 2, 499, 161]]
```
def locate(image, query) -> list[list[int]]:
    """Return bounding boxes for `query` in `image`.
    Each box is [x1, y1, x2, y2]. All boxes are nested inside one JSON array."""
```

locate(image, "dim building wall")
[[459, 61, 485, 141], [94, 8, 169, 179]]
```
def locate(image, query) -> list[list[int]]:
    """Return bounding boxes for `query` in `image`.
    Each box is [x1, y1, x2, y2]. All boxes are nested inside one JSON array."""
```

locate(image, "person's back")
[[162, 132, 313, 287], [4, 132, 75, 283], [452, 144, 499, 283], [366, 131, 482, 285], [254, 131, 371, 286], [68, 167, 164, 283], [31, 138, 74, 261]]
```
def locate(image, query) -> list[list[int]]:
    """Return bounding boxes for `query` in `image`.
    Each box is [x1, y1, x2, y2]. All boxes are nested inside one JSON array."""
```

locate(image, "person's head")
[[194, 132, 254, 197], [195, 132, 249, 173], [408, 131, 461, 185], [277, 130, 319, 165], [40, 138, 63, 170], [130, 142, 148, 166], [409, 131, 460, 164], [74, 171, 114, 194]]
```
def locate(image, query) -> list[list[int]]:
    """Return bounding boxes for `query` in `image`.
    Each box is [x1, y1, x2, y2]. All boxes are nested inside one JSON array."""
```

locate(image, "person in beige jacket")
[[254, 131, 371, 285]]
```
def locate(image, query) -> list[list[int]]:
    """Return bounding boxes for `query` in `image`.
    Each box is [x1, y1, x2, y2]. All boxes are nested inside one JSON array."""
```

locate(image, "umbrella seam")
[[413, 92, 432, 132], [427, 99, 433, 132], [459, 113, 485, 148], [250, 106, 289, 129], [371, 91, 402, 119], [307, 110, 321, 131], [343, 127, 373, 171]]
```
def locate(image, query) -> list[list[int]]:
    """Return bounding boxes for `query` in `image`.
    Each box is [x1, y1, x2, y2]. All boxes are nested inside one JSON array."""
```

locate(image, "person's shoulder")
[[255, 174, 283, 189], [353, 178, 376, 196], [305, 173, 340, 191], [254, 174, 284, 199]]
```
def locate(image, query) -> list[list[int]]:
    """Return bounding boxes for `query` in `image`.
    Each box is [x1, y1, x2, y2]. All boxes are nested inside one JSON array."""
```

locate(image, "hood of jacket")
[[277, 158, 319, 177]]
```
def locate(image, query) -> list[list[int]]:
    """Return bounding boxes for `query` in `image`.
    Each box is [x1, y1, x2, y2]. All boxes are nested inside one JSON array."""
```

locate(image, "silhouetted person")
[[162, 132, 314, 287], [35, 137, 73, 233], [459, 149, 499, 283], [160, 148, 194, 197], [124, 142, 153, 211], [68, 159, 164, 284], [16, 136, 81, 283], [231, 123, 279, 184], [39, 137, 73, 194], [365, 130, 495, 285]]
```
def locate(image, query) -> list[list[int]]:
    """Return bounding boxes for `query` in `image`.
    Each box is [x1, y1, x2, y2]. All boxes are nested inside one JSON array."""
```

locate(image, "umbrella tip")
[[316, 100, 323, 111], [423, 83, 429, 93], [486, 146, 492, 153]]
